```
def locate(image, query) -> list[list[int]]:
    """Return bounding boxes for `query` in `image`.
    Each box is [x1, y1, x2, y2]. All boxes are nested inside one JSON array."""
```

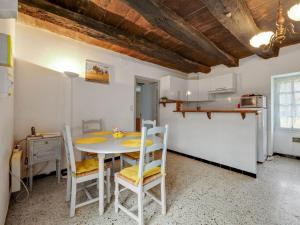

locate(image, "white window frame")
[[273, 72, 300, 132]]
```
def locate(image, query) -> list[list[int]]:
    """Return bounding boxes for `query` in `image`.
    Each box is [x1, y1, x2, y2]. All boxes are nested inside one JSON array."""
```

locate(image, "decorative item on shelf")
[[112, 128, 125, 139], [85, 59, 112, 84], [160, 96, 168, 103], [250, 0, 300, 50]]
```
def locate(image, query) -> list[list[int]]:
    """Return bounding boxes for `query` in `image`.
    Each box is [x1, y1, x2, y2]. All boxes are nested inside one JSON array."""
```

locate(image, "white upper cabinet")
[[198, 78, 212, 101], [160, 75, 187, 100], [187, 80, 198, 101], [209, 73, 236, 93]]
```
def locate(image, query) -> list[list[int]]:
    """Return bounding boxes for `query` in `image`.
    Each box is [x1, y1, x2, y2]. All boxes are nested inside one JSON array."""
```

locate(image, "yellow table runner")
[[75, 137, 107, 144], [124, 132, 141, 137], [121, 139, 153, 148], [88, 131, 113, 136]]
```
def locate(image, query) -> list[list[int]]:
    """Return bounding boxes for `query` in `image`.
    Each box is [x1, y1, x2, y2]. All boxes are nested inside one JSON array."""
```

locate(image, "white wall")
[[14, 23, 183, 171], [197, 44, 300, 155], [0, 19, 15, 225]]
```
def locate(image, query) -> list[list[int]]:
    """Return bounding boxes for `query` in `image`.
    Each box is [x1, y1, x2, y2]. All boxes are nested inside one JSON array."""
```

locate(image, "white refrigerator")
[[257, 108, 268, 163]]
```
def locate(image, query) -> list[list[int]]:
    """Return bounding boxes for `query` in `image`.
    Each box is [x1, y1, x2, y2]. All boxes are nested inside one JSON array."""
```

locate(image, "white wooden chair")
[[120, 120, 156, 169], [63, 125, 111, 217], [114, 125, 168, 225], [82, 119, 116, 174]]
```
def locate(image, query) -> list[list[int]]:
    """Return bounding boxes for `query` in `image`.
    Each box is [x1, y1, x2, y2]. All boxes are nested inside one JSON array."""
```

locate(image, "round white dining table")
[[75, 134, 143, 215]]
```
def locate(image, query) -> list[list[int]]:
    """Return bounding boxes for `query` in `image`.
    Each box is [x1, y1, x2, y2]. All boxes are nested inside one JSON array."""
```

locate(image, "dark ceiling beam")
[[18, 0, 211, 73], [123, 0, 239, 67], [201, 0, 279, 59]]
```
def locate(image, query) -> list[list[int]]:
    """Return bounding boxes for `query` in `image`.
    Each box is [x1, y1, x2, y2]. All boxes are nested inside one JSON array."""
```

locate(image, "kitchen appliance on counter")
[[240, 94, 266, 108]]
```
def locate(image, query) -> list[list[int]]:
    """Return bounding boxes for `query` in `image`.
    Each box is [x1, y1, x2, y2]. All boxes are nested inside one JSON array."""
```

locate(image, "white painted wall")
[[0, 19, 15, 225], [160, 104, 258, 174], [14, 23, 183, 172], [196, 44, 300, 155]]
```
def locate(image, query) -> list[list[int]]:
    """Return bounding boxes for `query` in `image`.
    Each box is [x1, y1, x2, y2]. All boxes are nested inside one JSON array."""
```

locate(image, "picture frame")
[[85, 59, 112, 84]]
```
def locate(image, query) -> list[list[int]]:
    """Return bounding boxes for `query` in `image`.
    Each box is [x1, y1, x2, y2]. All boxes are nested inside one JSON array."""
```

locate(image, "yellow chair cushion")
[[124, 132, 141, 137], [124, 151, 140, 159], [75, 158, 98, 175], [121, 139, 153, 148], [88, 131, 113, 136], [119, 165, 160, 184], [75, 137, 107, 144]]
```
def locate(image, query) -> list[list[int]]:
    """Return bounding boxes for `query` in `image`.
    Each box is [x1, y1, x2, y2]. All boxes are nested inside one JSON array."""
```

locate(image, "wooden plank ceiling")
[[18, 0, 300, 74]]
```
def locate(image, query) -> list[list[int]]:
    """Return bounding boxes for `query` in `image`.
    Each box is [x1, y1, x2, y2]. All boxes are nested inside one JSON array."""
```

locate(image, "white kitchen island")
[[160, 104, 260, 176]]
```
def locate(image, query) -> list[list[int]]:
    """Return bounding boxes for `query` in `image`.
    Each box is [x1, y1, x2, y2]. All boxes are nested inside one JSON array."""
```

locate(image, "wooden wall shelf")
[[173, 109, 258, 120], [159, 100, 183, 107]]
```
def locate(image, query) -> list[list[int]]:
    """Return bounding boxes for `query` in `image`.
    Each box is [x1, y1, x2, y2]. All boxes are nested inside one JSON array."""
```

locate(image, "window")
[[275, 75, 300, 130]]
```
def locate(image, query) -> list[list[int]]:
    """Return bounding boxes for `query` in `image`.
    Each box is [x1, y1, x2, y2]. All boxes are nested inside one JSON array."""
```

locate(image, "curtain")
[[275, 75, 300, 130]]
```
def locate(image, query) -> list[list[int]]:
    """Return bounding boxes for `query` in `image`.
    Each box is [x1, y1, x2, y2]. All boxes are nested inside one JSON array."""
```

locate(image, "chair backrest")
[[141, 119, 156, 129], [62, 125, 76, 174], [82, 119, 102, 134], [138, 125, 168, 185]]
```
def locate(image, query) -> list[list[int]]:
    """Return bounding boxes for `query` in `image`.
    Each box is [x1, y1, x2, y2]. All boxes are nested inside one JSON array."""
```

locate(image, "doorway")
[[134, 76, 159, 131]]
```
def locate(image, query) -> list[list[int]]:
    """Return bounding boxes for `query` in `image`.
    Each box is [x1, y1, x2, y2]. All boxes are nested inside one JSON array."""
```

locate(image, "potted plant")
[[161, 96, 168, 103]]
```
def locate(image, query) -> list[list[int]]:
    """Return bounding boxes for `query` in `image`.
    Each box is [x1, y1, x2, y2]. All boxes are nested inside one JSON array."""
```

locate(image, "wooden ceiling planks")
[[19, 0, 211, 73], [18, 0, 300, 74], [201, 0, 279, 59], [123, 0, 239, 67]]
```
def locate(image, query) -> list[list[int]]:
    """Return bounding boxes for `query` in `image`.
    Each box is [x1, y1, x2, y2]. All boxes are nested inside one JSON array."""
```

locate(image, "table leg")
[[98, 153, 105, 215]]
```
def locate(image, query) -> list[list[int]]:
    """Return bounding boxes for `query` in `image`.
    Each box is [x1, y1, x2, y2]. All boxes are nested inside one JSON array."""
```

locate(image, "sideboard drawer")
[[33, 150, 57, 163], [32, 139, 58, 152]]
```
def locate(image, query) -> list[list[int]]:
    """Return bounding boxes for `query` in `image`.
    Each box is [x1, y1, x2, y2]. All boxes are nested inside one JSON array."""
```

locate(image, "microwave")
[[240, 95, 266, 108]]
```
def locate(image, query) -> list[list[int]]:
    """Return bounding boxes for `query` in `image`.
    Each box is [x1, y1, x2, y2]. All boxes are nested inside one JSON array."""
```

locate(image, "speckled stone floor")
[[5, 153, 300, 225]]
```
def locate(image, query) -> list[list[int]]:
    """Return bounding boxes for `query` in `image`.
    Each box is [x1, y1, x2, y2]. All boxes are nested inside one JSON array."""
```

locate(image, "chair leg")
[[161, 176, 166, 215], [138, 188, 144, 225], [66, 170, 71, 202], [114, 176, 119, 213], [70, 178, 77, 217], [111, 156, 115, 175], [120, 155, 124, 170], [106, 168, 111, 203]]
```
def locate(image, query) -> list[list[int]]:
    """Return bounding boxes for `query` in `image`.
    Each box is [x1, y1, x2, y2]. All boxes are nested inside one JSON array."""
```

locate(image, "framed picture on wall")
[[85, 60, 112, 84]]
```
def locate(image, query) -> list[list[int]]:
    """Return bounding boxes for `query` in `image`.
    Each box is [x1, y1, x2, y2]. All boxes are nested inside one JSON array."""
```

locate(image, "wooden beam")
[[201, 0, 279, 59], [18, 0, 211, 73], [123, 0, 238, 67]]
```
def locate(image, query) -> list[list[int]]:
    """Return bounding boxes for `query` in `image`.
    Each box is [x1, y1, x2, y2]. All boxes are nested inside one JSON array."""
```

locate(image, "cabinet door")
[[198, 78, 211, 101], [187, 80, 198, 101], [169, 76, 187, 100], [209, 74, 235, 92]]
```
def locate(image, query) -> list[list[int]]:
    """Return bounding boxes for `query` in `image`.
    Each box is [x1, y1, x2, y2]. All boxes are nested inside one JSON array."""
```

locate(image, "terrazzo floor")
[[5, 153, 300, 225]]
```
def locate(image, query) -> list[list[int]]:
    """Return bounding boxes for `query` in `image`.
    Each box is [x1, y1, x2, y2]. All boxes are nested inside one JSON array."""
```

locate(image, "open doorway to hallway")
[[134, 76, 159, 131]]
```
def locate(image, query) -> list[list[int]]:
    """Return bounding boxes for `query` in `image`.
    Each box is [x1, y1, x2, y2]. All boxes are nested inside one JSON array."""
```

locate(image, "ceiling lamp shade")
[[249, 31, 274, 48], [288, 3, 300, 21]]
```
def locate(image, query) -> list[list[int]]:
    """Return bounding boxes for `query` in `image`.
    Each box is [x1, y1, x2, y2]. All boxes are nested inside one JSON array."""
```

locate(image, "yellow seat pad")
[[124, 151, 140, 159], [124, 132, 141, 137], [75, 137, 107, 144], [121, 139, 153, 148], [88, 131, 113, 136], [119, 165, 160, 184], [76, 158, 98, 174]]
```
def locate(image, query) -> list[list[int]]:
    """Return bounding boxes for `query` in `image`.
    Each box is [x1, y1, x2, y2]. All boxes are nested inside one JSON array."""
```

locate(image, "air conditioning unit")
[[10, 149, 23, 193]]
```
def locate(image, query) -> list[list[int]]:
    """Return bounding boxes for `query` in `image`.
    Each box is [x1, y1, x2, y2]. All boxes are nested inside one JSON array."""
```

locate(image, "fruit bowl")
[[112, 131, 125, 139]]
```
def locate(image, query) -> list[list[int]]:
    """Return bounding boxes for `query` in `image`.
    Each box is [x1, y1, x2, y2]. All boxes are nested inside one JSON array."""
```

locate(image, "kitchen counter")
[[160, 104, 259, 176]]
